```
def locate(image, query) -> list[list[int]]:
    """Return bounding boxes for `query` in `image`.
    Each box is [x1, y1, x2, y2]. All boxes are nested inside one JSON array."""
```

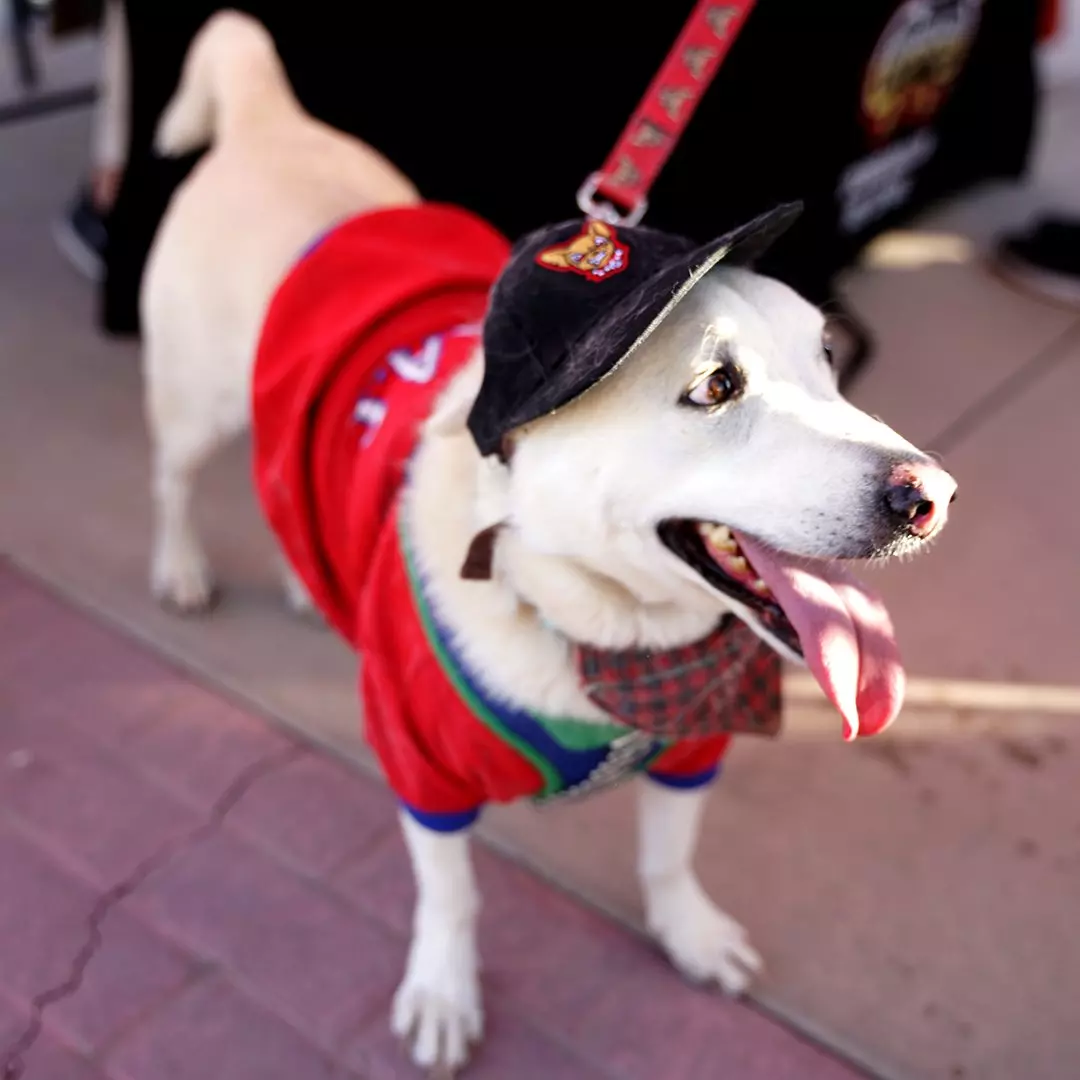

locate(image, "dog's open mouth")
[[658, 520, 802, 659], [658, 518, 906, 741]]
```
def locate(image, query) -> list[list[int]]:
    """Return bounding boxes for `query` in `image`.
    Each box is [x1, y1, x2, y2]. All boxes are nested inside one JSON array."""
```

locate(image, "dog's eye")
[[683, 363, 744, 409]]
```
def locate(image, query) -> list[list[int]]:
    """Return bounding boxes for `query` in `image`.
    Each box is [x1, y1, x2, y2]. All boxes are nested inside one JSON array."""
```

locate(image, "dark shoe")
[[52, 185, 109, 281], [991, 216, 1080, 308]]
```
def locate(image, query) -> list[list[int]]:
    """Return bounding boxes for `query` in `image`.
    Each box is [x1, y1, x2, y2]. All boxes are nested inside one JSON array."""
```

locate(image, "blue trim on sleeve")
[[645, 765, 720, 790], [402, 804, 481, 833]]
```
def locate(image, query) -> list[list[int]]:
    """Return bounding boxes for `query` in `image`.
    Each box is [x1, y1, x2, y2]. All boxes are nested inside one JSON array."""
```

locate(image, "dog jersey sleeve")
[[645, 734, 732, 789], [357, 515, 555, 832], [357, 525, 488, 832], [361, 653, 487, 833]]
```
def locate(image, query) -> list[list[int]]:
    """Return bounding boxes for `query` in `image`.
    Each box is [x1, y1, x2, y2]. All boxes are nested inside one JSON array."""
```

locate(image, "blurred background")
[[2, 3, 1079, 1079]]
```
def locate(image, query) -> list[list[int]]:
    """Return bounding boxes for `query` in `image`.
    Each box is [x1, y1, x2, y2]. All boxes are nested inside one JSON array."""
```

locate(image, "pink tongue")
[[733, 533, 905, 740]]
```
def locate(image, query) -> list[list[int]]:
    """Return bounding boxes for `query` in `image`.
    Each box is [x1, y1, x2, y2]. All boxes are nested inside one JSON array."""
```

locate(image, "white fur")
[[638, 779, 762, 991], [393, 814, 483, 1071], [142, 13, 951, 1072]]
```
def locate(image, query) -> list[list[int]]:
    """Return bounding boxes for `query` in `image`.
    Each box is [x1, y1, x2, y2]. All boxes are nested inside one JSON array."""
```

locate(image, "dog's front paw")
[[392, 960, 483, 1074], [151, 545, 217, 614], [647, 876, 763, 996]]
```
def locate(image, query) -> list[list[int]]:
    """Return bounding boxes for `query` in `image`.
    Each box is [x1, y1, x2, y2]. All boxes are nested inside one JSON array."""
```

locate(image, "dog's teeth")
[[699, 523, 739, 553], [729, 555, 749, 576], [752, 578, 771, 595]]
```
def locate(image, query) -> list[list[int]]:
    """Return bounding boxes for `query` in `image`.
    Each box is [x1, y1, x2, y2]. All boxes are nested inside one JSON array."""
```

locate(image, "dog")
[[141, 12, 956, 1073]]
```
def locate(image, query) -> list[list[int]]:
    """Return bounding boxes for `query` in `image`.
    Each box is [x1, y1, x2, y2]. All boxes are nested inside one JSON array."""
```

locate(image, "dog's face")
[[536, 220, 627, 279], [492, 266, 956, 737], [506, 266, 946, 563]]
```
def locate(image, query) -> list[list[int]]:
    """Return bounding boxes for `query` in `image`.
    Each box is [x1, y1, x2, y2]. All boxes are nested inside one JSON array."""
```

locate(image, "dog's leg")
[[145, 331, 250, 613], [392, 812, 483, 1072], [279, 555, 317, 620], [150, 435, 218, 613], [637, 779, 762, 994]]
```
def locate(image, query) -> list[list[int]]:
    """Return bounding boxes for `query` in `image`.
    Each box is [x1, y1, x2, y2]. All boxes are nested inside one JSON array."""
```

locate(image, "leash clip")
[[576, 172, 648, 228]]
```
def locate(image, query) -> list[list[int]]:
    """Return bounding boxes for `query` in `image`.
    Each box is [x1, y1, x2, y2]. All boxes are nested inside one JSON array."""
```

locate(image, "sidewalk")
[[0, 563, 864, 1080], [4, 78, 1080, 1080]]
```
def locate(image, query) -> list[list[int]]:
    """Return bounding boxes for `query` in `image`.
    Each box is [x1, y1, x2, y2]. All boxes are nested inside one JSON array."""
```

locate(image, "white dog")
[[142, 12, 956, 1073]]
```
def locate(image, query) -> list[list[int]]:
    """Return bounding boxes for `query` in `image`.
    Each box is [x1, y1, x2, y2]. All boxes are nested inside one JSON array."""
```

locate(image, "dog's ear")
[[460, 524, 500, 581], [588, 220, 613, 239], [538, 248, 571, 268]]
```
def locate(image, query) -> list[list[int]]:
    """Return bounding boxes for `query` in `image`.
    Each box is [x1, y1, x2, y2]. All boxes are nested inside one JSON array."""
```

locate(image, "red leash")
[[577, 0, 758, 226]]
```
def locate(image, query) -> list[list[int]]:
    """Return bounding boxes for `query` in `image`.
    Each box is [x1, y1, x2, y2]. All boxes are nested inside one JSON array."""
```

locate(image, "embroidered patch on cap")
[[535, 220, 630, 281]]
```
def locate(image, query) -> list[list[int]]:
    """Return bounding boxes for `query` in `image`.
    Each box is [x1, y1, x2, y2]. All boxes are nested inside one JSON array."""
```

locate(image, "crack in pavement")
[[0, 743, 307, 1079]]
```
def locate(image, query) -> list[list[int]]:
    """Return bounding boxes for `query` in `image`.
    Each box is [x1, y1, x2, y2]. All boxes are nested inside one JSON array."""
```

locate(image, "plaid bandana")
[[577, 616, 782, 739]]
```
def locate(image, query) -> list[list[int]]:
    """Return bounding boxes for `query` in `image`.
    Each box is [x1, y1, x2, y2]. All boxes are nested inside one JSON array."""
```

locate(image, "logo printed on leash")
[[657, 86, 694, 122], [682, 45, 718, 79], [629, 120, 669, 149], [536, 220, 630, 282], [705, 4, 738, 37]]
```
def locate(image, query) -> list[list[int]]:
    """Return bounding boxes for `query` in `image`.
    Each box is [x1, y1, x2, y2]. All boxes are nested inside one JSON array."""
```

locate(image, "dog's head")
[[453, 264, 956, 739]]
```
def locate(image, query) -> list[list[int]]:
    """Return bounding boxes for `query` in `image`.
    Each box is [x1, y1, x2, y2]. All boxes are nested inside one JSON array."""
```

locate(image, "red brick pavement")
[[0, 562, 869, 1079]]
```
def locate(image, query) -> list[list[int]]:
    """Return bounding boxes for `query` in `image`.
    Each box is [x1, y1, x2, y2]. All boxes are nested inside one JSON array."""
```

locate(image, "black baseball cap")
[[468, 202, 803, 458]]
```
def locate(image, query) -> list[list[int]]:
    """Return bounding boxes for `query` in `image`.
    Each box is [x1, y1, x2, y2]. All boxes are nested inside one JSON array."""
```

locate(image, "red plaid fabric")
[[576, 616, 782, 738]]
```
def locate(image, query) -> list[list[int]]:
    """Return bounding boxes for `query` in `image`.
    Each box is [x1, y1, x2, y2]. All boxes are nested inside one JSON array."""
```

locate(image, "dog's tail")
[[154, 11, 289, 157]]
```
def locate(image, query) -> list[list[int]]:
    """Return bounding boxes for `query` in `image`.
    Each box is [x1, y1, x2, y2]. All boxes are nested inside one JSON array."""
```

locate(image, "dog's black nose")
[[884, 461, 957, 539]]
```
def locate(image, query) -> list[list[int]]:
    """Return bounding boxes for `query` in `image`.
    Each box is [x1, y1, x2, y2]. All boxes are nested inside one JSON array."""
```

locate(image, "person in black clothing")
[[99, 1, 1041, 359], [50, 0, 126, 280]]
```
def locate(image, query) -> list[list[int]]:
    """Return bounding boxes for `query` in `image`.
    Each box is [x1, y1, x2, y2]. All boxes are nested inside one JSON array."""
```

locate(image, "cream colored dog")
[[142, 12, 956, 1074]]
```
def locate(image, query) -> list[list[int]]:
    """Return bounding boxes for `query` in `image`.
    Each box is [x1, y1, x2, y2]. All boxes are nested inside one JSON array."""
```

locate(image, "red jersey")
[[252, 204, 730, 832]]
